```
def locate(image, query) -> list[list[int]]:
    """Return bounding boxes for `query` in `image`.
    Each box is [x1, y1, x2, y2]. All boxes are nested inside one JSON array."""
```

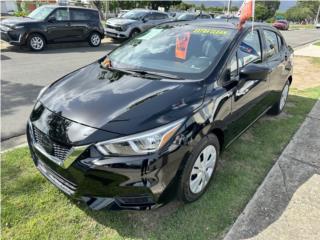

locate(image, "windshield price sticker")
[[175, 32, 191, 60], [193, 29, 228, 35]]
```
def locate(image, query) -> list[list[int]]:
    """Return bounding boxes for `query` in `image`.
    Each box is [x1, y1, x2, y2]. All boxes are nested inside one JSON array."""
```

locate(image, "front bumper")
[[105, 27, 130, 39], [27, 120, 188, 210], [0, 25, 26, 45]]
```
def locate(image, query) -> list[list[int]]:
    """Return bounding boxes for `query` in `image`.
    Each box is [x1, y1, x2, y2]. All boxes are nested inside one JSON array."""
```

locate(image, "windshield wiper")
[[123, 69, 184, 80]]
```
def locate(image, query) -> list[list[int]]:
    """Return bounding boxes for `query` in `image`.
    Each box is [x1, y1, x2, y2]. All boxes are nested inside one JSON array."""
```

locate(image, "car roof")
[[128, 9, 167, 14], [169, 19, 274, 31], [41, 4, 98, 12]]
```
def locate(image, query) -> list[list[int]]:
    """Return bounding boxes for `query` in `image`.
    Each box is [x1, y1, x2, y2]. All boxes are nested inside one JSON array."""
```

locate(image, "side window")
[[145, 13, 155, 21], [238, 30, 262, 68], [199, 14, 210, 19], [53, 9, 70, 21], [71, 10, 90, 21], [230, 53, 238, 79], [277, 34, 283, 50], [264, 30, 279, 58], [154, 13, 167, 20]]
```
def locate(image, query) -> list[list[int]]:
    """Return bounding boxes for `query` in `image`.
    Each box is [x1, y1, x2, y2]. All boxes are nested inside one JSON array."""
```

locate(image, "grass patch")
[[289, 24, 315, 30], [314, 41, 320, 47], [2, 87, 319, 240]]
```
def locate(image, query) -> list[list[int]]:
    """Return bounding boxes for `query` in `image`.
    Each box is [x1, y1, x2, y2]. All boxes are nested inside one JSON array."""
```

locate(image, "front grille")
[[37, 160, 77, 195], [33, 126, 72, 161], [106, 24, 122, 31]]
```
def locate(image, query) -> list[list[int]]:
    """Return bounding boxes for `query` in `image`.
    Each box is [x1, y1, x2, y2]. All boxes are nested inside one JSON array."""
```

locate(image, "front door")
[[46, 8, 73, 42], [225, 30, 270, 143]]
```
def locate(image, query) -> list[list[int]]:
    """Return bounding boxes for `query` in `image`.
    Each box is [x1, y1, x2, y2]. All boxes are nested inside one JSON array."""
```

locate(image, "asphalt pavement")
[[1, 29, 320, 141], [1, 41, 118, 140]]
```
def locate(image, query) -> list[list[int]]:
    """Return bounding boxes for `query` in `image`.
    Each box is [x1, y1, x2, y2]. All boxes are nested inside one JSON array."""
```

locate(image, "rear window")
[[70, 9, 98, 20], [108, 25, 236, 79]]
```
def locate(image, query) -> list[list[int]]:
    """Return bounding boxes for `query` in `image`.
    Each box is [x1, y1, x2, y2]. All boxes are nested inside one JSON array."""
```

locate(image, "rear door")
[[262, 29, 286, 103], [69, 9, 94, 40]]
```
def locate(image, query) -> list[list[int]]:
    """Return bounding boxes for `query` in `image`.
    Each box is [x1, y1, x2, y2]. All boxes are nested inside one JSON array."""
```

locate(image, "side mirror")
[[288, 45, 294, 54], [142, 18, 148, 23], [240, 63, 270, 81], [47, 16, 56, 23]]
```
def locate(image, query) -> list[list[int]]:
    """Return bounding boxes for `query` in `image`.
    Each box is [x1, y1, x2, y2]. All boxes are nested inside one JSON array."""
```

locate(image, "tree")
[[285, 6, 314, 22], [297, 0, 320, 16], [255, 0, 280, 21], [149, 1, 181, 11], [92, 0, 104, 19]]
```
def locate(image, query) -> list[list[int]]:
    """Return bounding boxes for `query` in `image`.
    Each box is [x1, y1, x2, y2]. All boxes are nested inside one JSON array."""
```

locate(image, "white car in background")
[[105, 9, 171, 40]]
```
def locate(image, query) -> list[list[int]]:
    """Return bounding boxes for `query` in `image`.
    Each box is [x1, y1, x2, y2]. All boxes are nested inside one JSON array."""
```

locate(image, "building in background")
[[1, 1, 18, 15]]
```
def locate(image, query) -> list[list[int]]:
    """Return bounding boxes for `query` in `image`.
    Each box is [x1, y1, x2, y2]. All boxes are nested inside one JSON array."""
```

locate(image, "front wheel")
[[27, 33, 45, 51], [88, 32, 101, 47], [130, 29, 140, 38], [177, 134, 220, 203], [268, 80, 290, 115]]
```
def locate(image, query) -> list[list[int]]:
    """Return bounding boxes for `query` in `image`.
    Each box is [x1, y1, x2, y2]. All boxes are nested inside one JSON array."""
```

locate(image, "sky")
[[184, 0, 297, 12]]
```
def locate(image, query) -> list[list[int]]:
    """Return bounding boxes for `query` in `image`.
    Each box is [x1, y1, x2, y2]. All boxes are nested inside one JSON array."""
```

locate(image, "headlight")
[[37, 85, 49, 101], [121, 24, 131, 31], [96, 119, 185, 156]]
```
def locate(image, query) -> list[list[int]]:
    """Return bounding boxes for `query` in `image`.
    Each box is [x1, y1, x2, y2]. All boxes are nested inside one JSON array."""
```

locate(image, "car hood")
[[40, 62, 206, 135], [1, 17, 39, 26], [106, 18, 138, 26]]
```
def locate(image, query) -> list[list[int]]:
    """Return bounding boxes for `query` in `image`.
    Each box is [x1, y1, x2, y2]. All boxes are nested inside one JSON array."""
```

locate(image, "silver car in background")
[[105, 9, 171, 39]]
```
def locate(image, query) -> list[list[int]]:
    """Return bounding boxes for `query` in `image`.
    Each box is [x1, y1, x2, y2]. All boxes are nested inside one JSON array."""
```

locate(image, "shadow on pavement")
[[1, 41, 119, 54], [1, 80, 42, 117]]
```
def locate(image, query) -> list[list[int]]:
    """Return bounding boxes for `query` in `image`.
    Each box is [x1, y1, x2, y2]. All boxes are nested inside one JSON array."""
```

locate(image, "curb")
[[1, 134, 27, 153], [223, 100, 320, 239]]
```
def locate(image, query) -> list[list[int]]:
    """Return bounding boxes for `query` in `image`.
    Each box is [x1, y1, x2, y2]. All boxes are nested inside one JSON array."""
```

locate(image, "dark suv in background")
[[0, 5, 104, 51]]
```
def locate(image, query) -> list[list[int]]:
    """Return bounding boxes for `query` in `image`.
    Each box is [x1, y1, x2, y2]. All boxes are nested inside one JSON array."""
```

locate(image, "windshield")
[[121, 10, 146, 20], [178, 13, 196, 21], [108, 25, 235, 79], [28, 6, 55, 20]]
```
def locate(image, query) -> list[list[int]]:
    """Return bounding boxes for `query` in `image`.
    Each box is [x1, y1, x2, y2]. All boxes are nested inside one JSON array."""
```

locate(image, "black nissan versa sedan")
[[0, 5, 104, 51], [27, 21, 293, 210]]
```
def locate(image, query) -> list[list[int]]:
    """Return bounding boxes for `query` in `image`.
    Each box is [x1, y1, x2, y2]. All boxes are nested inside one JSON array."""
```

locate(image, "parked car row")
[[0, 5, 298, 52]]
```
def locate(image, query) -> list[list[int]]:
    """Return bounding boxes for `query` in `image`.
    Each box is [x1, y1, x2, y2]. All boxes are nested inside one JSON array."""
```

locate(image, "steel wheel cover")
[[189, 145, 217, 194]]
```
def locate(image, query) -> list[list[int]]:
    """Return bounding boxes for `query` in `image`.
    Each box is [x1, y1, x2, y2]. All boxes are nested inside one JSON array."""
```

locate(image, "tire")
[[88, 32, 101, 47], [130, 29, 140, 38], [268, 80, 290, 115], [177, 134, 220, 203], [27, 33, 46, 51]]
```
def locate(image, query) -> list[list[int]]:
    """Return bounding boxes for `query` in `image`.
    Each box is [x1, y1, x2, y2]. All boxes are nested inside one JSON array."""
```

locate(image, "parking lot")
[[1, 29, 320, 140]]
